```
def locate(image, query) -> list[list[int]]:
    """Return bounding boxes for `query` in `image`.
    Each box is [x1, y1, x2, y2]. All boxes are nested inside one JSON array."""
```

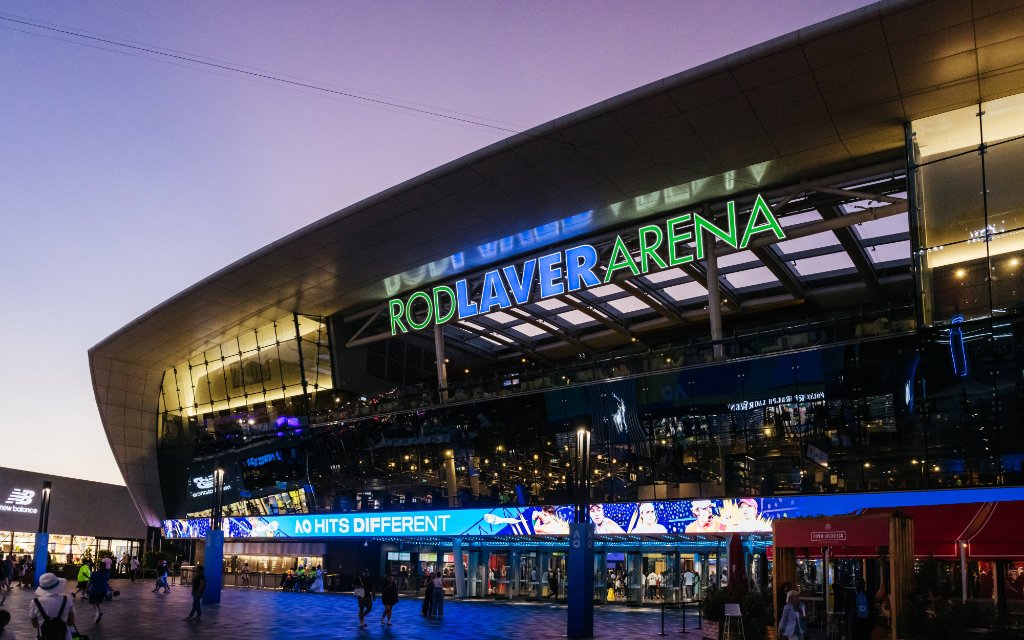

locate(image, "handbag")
[[353, 587, 366, 598]]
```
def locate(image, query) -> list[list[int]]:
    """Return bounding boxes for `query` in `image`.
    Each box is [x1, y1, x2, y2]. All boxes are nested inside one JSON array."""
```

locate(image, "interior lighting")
[[954, 268, 967, 279], [1010, 257, 1020, 268]]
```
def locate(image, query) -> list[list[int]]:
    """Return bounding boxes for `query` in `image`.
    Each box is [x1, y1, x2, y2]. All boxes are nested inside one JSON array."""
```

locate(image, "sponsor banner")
[[162, 486, 1024, 540]]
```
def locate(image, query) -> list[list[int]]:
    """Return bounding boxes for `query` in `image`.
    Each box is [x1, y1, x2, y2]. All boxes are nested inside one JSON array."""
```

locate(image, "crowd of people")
[[279, 564, 325, 593]]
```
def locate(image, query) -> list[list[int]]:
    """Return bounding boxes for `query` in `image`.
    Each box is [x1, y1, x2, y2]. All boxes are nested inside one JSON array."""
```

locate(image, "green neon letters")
[[386, 193, 784, 334]]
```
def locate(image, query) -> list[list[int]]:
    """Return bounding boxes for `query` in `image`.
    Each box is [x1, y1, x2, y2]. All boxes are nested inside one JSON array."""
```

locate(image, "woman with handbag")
[[355, 569, 374, 628]]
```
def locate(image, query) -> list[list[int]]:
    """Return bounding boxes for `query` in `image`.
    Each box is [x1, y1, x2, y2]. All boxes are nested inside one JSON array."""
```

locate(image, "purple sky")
[[0, 0, 875, 485]]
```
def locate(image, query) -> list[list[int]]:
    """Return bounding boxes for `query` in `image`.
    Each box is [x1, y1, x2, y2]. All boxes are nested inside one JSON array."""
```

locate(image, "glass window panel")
[[586, 283, 625, 298], [723, 267, 777, 288], [982, 91, 1024, 145], [923, 244, 990, 323], [663, 281, 707, 302], [237, 330, 259, 354], [867, 240, 911, 264], [256, 322, 280, 349], [917, 151, 985, 248], [203, 344, 222, 365], [776, 230, 841, 255], [557, 310, 594, 326], [984, 138, 1024, 234], [483, 312, 516, 325], [607, 297, 651, 314], [779, 210, 823, 227], [912, 103, 981, 162], [988, 233, 1024, 314], [511, 323, 547, 337], [219, 339, 240, 359], [533, 298, 567, 311], [717, 250, 756, 269], [643, 267, 688, 284], [854, 212, 909, 240], [275, 340, 304, 388], [295, 316, 321, 340], [791, 252, 856, 276]]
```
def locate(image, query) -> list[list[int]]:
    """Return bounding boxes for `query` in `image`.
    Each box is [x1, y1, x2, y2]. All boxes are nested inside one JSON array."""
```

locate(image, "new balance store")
[[0, 467, 146, 575]]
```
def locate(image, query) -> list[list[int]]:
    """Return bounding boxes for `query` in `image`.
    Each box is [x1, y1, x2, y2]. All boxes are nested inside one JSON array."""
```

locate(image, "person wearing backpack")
[[29, 573, 74, 640], [185, 565, 206, 621], [845, 578, 873, 640]]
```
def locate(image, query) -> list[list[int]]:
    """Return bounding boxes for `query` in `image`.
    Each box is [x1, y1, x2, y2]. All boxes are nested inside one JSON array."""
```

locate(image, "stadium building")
[[91, 0, 1024, 610]]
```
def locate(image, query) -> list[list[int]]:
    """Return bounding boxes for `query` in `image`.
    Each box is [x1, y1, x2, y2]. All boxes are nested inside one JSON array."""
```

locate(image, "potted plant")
[[702, 586, 725, 639]]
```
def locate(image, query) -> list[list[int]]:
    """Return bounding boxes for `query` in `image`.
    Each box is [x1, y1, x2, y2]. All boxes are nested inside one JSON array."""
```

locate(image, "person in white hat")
[[30, 572, 75, 640]]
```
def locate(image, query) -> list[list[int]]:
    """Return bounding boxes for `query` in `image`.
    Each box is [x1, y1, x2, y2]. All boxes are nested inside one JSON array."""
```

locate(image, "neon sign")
[[386, 194, 785, 335]]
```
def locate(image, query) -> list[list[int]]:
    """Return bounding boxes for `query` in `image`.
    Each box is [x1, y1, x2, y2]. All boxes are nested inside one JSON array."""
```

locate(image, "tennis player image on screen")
[[628, 502, 668, 533], [684, 500, 724, 533], [588, 503, 625, 533], [531, 505, 570, 534]]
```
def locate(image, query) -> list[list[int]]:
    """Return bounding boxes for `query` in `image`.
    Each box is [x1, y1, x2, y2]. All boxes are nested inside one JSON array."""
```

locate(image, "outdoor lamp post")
[[33, 480, 53, 587], [212, 468, 225, 530], [567, 427, 594, 638]]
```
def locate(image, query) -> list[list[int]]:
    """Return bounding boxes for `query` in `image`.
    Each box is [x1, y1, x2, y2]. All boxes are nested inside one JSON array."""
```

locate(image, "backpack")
[[34, 596, 69, 640], [855, 591, 870, 619]]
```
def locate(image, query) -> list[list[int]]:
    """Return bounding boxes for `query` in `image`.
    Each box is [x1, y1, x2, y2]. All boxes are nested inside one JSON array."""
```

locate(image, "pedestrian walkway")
[[0, 580, 702, 639]]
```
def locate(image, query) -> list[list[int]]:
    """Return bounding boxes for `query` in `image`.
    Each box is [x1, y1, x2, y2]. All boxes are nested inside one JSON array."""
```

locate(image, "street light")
[[212, 468, 225, 531], [574, 428, 591, 523], [37, 481, 52, 534]]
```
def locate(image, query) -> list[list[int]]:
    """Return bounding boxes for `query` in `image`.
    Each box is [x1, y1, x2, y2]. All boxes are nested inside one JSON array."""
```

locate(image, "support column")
[[568, 428, 594, 638], [453, 538, 466, 598], [960, 541, 968, 604], [706, 250, 724, 359], [434, 324, 449, 402], [444, 449, 459, 508], [202, 529, 224, 604]]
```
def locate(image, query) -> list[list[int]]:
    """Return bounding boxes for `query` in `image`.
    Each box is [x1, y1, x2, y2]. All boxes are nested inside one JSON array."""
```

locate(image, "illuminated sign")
[[189, 474, 233, 498], [244, 452, 283, 468], [1, 488, 38, 514], [387, 194, 785, 335], [161, 486, 1024, 540]]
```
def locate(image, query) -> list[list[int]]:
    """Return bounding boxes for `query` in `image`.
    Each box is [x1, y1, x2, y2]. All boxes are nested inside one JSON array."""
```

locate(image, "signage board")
[[387, 194, 786, 335], [162, 486, 1024, 540]]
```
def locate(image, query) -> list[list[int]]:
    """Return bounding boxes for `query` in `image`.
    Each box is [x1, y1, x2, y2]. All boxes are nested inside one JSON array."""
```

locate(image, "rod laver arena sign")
[[387, 194, 785, 335]]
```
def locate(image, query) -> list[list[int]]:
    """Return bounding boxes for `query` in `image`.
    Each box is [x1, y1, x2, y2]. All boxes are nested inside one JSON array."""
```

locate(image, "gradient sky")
[[0, 0, 875, 485]]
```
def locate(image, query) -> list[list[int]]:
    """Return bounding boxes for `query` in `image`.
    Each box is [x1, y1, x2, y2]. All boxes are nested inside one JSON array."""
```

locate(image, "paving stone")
[[0, 580, 704, 639]]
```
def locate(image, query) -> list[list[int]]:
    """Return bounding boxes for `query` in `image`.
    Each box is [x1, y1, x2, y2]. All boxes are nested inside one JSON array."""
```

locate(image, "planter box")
[[702, 620, 719, 640]]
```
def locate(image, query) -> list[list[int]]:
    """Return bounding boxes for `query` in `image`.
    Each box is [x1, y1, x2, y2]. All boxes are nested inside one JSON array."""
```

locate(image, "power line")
[[0, 13, 523, 135]]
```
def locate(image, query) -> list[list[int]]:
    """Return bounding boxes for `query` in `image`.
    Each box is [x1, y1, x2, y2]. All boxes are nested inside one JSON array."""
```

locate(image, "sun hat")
[[35, 572, 67, 597]]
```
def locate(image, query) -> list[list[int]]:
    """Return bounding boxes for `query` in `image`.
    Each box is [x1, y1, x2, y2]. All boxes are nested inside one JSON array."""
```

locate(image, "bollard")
[[659, 600, 667, 636]]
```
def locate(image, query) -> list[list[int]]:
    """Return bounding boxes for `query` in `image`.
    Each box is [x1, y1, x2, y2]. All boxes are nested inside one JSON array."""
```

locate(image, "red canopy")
[[966, 502, 1024, 559], [862, 503, 989, 559]]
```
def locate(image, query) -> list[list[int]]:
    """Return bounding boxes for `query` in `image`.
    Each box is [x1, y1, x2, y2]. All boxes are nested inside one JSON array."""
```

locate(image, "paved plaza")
[[0, 580, 702, 639]]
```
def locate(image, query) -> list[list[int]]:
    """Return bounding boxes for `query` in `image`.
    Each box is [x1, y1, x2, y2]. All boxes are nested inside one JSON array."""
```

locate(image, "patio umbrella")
[[728, 534, 747, 595]]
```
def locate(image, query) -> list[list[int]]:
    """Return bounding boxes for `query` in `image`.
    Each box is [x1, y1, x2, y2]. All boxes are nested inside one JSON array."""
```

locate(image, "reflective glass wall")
[[911, 92, 1024, 325]]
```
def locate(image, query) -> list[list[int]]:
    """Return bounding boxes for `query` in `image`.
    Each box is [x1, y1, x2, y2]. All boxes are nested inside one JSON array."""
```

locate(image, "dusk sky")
[[1, 0, 874, 485]]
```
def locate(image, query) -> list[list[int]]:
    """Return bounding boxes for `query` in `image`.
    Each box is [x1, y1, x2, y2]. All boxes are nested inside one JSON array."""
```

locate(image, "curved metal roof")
[[90, 0, 1024, 526]]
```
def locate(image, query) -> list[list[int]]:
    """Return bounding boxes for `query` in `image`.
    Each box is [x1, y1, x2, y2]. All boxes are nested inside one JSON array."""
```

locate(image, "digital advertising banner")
[[162, 486, 1024, 540]]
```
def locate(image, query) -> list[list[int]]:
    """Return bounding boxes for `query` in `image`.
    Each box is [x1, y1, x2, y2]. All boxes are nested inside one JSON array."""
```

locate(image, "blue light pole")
[[32, 481, 52, 587], [203, 468, 225, 604], [567, 428, 594, 638]]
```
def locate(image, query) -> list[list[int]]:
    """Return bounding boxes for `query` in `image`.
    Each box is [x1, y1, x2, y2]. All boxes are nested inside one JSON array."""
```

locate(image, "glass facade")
[[155, 314, 333, 518], [912, 92, 1024, 326]]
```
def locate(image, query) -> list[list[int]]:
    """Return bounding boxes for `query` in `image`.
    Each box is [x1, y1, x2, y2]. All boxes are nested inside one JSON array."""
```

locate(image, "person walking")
[[86, 562, 110, 624], [420, 573, 434, 616], [129, 556, 140, 583], [153, 560, 170, 593], [240, 561, 250, 588], [30, 573, 74, 640], [381, 576, 398, 625], [73, 562, 91, 600], [183, 565, 206, 621], [308, 566, 324, 593], [778, 590, 806, 640], [548, 568, 559, 600], [430, 573, 444, 617], [356, 569, 374, 628]]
